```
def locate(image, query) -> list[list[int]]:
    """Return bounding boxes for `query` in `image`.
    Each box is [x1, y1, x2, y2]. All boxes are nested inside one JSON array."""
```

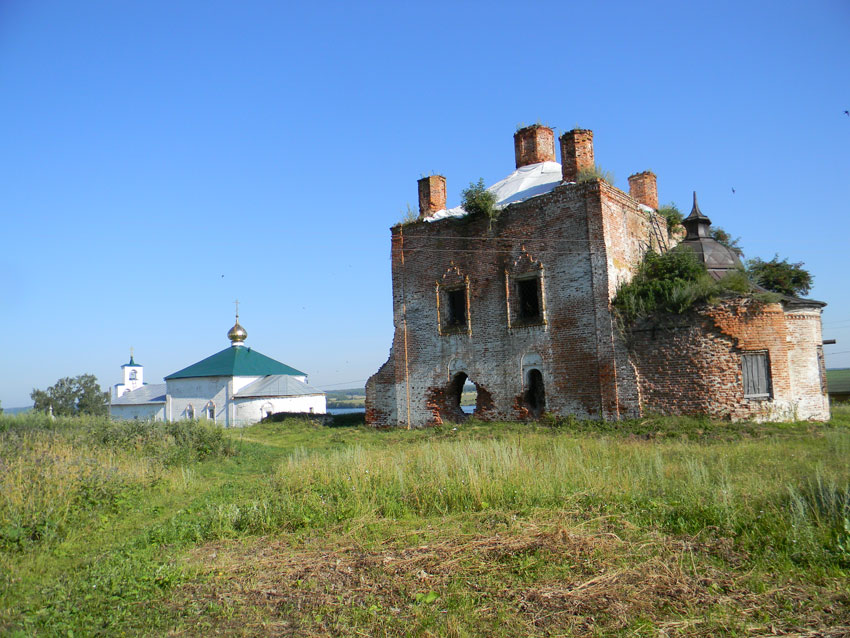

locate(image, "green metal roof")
[[164, 346, 306, 380], [122, 355, 140, 368], [826, 369, 850, 395]]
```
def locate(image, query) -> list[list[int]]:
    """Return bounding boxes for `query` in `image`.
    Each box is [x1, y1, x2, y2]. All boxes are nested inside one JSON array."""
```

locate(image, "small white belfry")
[[109, 310, 326, 425], [113, 349, 143, 398]]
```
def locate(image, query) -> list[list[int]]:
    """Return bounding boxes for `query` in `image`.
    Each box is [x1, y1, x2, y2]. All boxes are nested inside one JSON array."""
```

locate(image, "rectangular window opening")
[[446, 288, 467, 328], [742, 352, 771, 399], [517, 277, 541, 322]]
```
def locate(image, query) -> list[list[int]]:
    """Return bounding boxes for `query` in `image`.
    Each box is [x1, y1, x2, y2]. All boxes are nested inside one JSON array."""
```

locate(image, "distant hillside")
[[3, 406, 32, 415], [826, 368, 850, 395], [326, 388, 365, 409]]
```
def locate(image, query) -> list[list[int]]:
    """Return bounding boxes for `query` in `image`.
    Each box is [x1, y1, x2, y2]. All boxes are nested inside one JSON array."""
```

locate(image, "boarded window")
[[742, 352, 771, 399], [516, 276, 542, 322]]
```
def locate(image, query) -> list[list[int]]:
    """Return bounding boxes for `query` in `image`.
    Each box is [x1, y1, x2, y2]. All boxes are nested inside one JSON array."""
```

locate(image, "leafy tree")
[[31, 374, 108, 416], [656, 203, 683, 233], [461, 178, 497, 219], [0, 399, 3, 414], [747, 255, 813, 297], [710, 226, 743, 256]]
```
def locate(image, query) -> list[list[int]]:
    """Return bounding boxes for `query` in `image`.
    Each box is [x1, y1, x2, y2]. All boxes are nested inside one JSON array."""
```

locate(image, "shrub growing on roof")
[[612, 248, 768, 330], [747, 255, 813, 297], [461, 178, 498, 220]]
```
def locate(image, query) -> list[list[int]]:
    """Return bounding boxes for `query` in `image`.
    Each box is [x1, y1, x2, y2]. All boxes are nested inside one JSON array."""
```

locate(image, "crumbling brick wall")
[[366, 125, 828, 427], [366, 179, 659, 428], [626, 299, 829, 421]]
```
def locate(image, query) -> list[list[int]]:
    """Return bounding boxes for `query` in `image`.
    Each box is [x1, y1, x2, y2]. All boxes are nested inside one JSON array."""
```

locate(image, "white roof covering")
[[425, 161, 565, 222], [112, 383, 167, 405], [234, 374, 324, 398]]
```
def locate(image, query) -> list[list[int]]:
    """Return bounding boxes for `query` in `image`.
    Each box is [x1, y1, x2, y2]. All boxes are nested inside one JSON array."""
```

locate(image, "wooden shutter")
[[742, 352, 771, 398]]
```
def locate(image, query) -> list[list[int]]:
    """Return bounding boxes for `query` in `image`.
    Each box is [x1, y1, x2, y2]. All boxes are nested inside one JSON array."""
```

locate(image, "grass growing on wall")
[[1, 409, 848, 636]]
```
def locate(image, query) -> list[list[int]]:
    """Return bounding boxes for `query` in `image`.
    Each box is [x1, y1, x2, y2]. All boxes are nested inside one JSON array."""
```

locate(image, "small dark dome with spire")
[[678, 191, 742, 280]]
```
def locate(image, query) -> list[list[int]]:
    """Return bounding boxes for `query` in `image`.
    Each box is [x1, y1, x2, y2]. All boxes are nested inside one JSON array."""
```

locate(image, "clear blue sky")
[[1, 0, 848, 408]]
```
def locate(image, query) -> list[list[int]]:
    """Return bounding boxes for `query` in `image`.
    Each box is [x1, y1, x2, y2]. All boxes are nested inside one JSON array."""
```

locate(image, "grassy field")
[[325, 388, 365, 409], [1, 409, 849, 637]]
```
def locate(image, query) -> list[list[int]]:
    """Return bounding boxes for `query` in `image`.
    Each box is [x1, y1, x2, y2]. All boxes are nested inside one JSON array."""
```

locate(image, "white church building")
[[109, 315, 326, 426]]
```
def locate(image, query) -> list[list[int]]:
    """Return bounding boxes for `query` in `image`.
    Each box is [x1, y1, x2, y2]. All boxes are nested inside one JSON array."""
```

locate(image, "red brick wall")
[[366, 178, 655, 427], [417, 175, 446, 217], [627, 300, 828, 421], [514, 125, 556, 168], [628, 171, 658, 210], [560, 130, 594, 182]]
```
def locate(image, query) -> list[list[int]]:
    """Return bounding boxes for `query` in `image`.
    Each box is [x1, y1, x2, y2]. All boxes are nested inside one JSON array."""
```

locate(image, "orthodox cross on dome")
[[235, 299, 239, 319]]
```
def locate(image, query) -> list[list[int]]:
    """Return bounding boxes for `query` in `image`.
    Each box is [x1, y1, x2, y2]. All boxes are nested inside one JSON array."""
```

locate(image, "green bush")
[[576, 163, 615, 185], [396, 203, 418, 226], [656, 203, 683, 233], [88, 418, 236, 466], [710, 226, 743, 256], [461, 178, 498, 220], [747, 254, 813, 297], [612, 248, 762, 328]]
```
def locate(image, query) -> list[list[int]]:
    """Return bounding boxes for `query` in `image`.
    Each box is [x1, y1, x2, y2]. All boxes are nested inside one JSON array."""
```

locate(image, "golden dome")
[[228, 319, 247, 345]]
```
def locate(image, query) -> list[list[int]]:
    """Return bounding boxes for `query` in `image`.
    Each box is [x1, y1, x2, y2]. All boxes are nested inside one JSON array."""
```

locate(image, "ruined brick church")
[[365, 124, 829, 427]]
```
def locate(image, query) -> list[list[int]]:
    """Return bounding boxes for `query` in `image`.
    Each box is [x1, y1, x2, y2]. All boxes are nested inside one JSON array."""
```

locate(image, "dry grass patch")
[[170, 521, 849, 637]]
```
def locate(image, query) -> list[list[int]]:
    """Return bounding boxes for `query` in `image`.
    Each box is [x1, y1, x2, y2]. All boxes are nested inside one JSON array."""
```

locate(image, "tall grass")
[[0, 414, 234, 551], [140, 429, 850, 568], [268, 435, 849, 564]]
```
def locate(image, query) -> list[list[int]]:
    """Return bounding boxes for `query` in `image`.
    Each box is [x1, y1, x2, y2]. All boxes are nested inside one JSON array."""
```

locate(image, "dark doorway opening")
[[524, 369, 545, 418], [442, 372, 469, 422]]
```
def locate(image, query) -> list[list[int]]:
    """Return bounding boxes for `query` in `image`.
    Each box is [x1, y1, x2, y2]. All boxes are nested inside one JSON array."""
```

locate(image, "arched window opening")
[[206, 402, 215, 421], [186, 404, 195, 420], [129, 370, 137, 381], [439, 372, 493, 423], [450, 372, 467, 409], [262, 402, 274, 420], [524, 369, 546, 418]]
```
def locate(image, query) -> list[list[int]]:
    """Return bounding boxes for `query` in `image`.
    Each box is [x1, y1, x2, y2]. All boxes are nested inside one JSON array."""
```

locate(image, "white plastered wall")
[[166, 376, 238, 425], [232, 394, 327, 426], [109, 403, 165, 421]]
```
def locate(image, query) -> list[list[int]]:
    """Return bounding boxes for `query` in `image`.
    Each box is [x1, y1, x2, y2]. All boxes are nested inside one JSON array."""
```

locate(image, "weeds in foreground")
[[0, 415, 233, 552], [0, 412, 847, 636]]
